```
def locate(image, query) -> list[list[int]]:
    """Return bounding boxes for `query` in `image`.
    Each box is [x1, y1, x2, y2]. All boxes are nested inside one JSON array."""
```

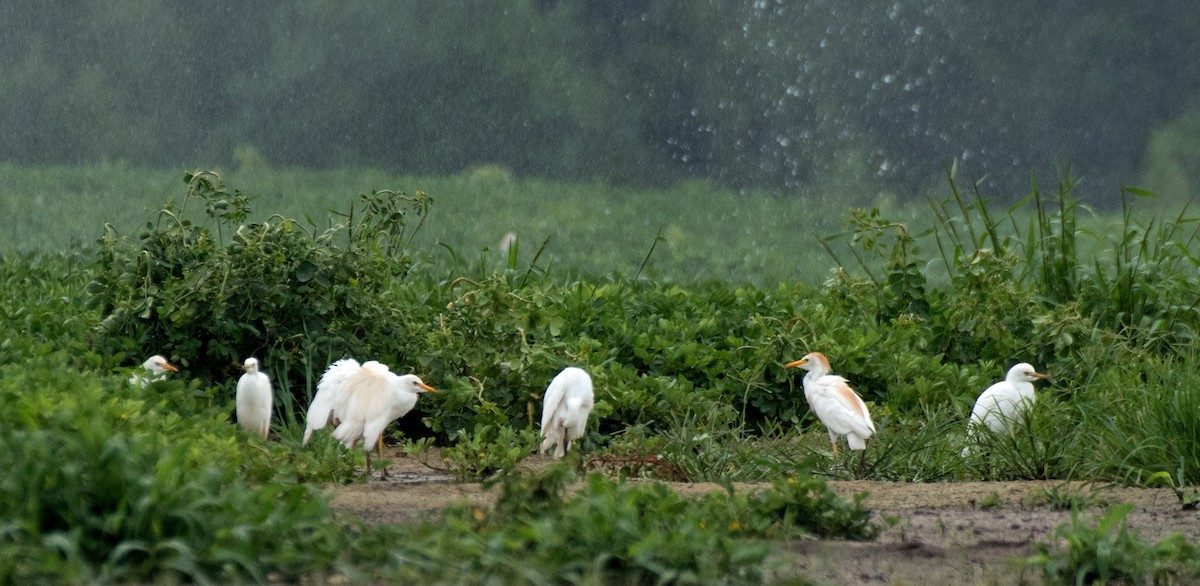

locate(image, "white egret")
[[963, 362, 1048, 455], [303, 358, 360, 447], [327, 361, 436, 479], [235, 357, 273, 439], [539, 367, 595, 458], [129, 355, 179, 386], [499, 231, 518, 257], [784, 352, 876, 463]]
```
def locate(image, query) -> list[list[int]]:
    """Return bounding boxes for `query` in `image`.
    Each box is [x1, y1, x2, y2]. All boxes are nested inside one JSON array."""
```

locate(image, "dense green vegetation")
[[3, 166, 1200, 581], [3, 3, 1199, 200]]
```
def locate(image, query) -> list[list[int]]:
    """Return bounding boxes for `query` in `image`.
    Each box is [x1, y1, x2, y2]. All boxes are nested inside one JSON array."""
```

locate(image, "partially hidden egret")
[[499, 231, 518, 257], [235, 357, 273, 439], [539, 366, 595, 458], [784, 352, 876, 464], [303, 358, 360, 447], [326, 360, 437, 479], [963, 362, 1048, 455], [130, 355, 179, 386]]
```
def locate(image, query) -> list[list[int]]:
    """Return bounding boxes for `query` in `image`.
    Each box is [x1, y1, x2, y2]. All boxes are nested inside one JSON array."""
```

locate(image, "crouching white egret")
[[130, 355, 179, 386], [963, 362, 1048, 455], [539, 367, 595, 458], [235, 357, 273, 439], [784, 352, 876, 466], [325, 360, 436, 479]]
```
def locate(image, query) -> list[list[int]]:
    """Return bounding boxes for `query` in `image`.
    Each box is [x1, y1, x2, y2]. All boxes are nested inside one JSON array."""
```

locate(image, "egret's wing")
[[969, 382, 1029, 433], [561, 371, 595, 431], [304, 359, 360, 444], [331, 366, 392, 449], [808, 375, 875, 438], [563, 370, 595, 409], [540, 370, 570, 432]]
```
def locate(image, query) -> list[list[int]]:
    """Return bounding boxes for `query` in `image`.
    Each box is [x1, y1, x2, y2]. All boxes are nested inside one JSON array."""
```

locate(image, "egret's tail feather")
[[846, 434, 868, 451]]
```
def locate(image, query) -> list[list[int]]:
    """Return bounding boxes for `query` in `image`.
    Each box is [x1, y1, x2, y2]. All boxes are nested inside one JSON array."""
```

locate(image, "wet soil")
[[327, 451, 1200, 585]]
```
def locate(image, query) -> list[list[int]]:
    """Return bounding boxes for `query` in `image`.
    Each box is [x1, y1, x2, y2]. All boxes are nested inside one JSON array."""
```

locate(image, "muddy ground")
[[328, 451, 1200, 585]]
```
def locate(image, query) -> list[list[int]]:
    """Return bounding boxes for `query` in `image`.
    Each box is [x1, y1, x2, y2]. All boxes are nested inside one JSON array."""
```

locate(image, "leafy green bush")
[[88, 171, 430, 407], [0, 352, 370, 583], [444, 423, 541, 481]]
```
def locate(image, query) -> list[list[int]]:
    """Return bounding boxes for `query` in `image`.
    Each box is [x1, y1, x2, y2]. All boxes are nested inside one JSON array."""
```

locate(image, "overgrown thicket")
[[89, 171, 429, 383]]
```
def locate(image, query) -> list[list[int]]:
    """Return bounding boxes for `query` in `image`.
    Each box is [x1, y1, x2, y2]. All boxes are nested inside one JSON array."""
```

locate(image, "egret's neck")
[[802, 368, 828, 387], [1012, 380, 1035, 397]]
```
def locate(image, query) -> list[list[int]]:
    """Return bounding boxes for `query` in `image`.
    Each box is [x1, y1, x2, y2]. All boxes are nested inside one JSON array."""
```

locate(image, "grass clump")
[[1026, 504, 1199, 585]]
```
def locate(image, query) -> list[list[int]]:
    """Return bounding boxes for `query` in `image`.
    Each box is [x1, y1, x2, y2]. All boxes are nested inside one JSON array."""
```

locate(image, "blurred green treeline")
[[2, 2, 1199, 202]]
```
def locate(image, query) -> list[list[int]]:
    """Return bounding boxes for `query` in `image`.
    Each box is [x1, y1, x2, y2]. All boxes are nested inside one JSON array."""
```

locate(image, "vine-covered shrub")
[[87, 171, 430, 399]]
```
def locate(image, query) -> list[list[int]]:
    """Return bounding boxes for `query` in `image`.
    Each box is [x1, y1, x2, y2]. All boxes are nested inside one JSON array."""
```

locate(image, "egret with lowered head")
[[539, 367, 595, 458]]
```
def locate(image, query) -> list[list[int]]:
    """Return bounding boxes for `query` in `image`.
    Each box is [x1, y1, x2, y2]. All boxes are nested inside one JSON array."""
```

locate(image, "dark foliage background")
[[2, 2, 1198, 202]]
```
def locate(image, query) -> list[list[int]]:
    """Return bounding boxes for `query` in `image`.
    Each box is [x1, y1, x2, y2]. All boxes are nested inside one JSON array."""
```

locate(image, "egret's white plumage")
[[963, 362, 1048, 454], [130, 355, 178, 386], [539, 367, 595, 458], [303, 358, 361, 446], [235, 357, 273, 439], [785, 352, 876, 459], [499, 231, 518, 257], [321, 360, 436, 478]]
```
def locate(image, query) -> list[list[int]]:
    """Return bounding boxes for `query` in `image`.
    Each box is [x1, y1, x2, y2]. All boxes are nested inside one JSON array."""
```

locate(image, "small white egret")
[[539, 367, 595, 458], [327, 361, 436, 479], [499, 231, 518, 257], [235, 357, 273, 439], [785, 352, 876, 463], [303, 358, 360, 447], [130, 355, 179, 386], [963, 362, 1048, 455]]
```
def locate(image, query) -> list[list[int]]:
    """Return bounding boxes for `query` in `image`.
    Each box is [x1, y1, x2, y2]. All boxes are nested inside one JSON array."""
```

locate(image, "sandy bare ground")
[[327, 451, 1200, 585]]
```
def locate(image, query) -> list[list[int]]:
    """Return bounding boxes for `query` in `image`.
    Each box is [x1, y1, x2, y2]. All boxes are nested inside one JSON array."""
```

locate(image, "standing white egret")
[[130, 355, 179, 386], [328, 361, 436, 479], [963, 362, 1049, 455], [235, 357, 273, 439], [303, 358, 360, 447], [784, 352, 876, 463], [539, 367, 595, 458]]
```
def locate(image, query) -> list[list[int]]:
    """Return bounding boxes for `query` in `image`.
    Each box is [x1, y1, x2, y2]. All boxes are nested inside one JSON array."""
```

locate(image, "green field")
[[2, 165, 1199, 582], [0, 162, 936, 284]]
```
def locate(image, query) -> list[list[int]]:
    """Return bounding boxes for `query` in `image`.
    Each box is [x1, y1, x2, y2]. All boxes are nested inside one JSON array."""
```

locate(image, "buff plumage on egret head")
[[784, 352, 876, 464]]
